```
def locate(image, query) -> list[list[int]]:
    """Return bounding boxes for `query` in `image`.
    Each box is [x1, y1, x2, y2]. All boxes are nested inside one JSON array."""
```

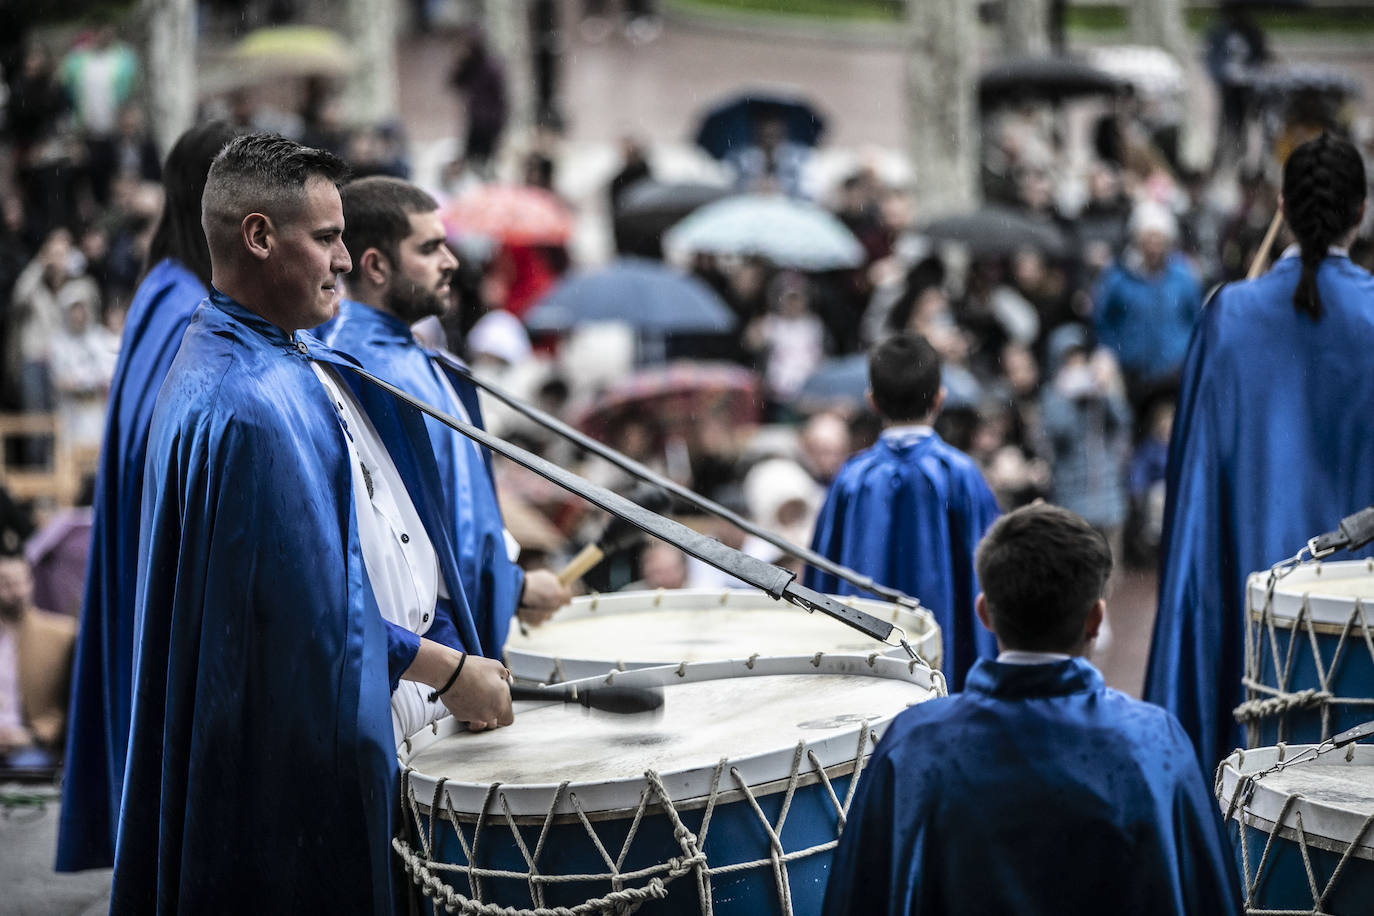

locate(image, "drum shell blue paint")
[[1228, 818, 1374, 912], [1251, 627, 1374, 746], [409, 770, 856, 915]]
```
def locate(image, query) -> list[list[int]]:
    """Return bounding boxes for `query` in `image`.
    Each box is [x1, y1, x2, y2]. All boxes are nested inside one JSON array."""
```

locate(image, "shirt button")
[[296, 340, 309, 355], [422, 613, 430, 623], [400, 533, 410, 543]]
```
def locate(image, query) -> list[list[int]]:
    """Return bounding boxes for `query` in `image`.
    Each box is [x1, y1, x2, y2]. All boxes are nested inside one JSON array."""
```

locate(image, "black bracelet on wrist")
[[427, 651, 468, 704]]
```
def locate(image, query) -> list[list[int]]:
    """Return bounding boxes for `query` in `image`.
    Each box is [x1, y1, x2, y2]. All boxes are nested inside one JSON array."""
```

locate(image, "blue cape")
[[59, 258, 205, 871], [803, 434, 1000, 690], [111, 292, 473, 912], [822, 658, 1243, 915], [1146, 254, 1374, 771], [323, 299, 523, 655]]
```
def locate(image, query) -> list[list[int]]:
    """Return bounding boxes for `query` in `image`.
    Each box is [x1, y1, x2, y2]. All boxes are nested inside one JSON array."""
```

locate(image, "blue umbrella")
[[794, 354, 983, 410], [523, 258, 737, 334], [664, 194, 866, 271], [693, 91, 827, 160]]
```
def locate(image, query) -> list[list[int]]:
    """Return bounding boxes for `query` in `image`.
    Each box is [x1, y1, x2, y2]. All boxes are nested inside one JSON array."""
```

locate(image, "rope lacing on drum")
[[1236, 583, 1374, 745], [393, 723, 880, 916]]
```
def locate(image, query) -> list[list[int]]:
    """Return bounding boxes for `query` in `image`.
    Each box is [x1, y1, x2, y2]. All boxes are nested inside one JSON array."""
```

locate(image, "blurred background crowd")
[[1, 0, 1373, 777]]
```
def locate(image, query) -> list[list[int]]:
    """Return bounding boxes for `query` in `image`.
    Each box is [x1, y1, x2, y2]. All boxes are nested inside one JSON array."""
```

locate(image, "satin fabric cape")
[[803, 434, 1000, 690], [111, 292, 474, 913], [821, 658, 1243, 916], [1146, 254, 1374, 771], [324, 299, 523, 655], [59, 258, 205, 870]]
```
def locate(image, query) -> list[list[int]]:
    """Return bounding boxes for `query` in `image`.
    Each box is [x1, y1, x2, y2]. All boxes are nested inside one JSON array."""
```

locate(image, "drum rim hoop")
[[1248, 560, 1374, 630], [399, 653, 939, 818], [1217, 744, 1374, 853]]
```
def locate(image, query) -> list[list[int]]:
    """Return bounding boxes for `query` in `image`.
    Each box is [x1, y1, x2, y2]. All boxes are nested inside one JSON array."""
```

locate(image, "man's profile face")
[[384, 209, 458, 324], [267, 176, 351, 331]]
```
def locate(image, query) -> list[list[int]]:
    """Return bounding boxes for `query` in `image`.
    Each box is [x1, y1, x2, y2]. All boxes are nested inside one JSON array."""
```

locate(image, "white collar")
[[881, 424, 933, 442], [997, 649, 1072, 665], [1278, 243, 1350, 261]]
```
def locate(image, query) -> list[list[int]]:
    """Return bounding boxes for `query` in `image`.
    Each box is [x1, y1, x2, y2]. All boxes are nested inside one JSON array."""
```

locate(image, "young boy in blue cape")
[[822, 504, 1242, 915], [804, 333, 1000, 689]]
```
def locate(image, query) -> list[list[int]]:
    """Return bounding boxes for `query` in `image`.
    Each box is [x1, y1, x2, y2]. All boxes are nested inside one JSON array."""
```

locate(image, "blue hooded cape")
[[323, 299, 524, 655], [821, 658, 1243, 916], [803, 433, 1000, 690], [111, 291, 477, 913], [1146, 253, 1374, 772], [59, 258, 205, 870]]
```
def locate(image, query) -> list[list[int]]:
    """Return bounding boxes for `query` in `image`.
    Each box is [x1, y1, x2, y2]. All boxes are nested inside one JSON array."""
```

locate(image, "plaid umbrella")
[[572, 362, 762, 449], [441, 185, 574, 246]]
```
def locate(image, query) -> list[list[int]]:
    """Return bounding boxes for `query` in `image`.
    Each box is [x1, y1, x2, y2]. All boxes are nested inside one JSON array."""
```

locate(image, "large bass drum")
[[396, 654, 943, 915], [504, 588, 941, 683], [1239, 560, 1374, 747]]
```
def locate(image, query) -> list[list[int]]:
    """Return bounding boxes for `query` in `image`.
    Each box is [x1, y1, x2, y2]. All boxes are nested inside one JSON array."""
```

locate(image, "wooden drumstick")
[[557, 543, 604, 587], [1248, 209, 1285, 280]]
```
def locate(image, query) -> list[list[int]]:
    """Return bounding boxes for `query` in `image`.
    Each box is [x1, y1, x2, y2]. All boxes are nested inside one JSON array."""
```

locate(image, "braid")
[[1282, 133, 1366, 320]]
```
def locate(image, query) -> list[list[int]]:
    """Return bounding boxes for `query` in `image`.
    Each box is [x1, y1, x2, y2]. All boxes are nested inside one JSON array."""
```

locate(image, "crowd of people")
[[0, 5, 1372, 915]]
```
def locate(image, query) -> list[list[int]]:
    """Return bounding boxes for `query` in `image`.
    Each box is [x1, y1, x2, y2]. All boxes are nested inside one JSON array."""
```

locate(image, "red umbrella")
[[572, 362, 762, 452], [441, 185, 574, 246]]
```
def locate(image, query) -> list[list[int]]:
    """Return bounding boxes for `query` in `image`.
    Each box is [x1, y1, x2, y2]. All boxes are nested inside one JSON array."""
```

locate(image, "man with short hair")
[[820, 504, 1242, 916], [113, 135, 512, 913], [804, 333, 1000, 689], [325, 175, 569, 674]]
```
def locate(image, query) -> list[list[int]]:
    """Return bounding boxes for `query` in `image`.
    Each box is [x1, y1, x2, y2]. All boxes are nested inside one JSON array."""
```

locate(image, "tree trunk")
[[1002, 0, 1049, 57], [906, 0, 979, 219], [344, 0, 401, 126], [1129, 0, 1203, 169], [138, 0, 196, 157], [483, 0, 533, 140]]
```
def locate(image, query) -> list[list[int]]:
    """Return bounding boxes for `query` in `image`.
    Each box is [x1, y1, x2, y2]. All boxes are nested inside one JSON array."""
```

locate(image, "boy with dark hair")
[[805, 332, 999, 689], [822, 504, 1243, 916]]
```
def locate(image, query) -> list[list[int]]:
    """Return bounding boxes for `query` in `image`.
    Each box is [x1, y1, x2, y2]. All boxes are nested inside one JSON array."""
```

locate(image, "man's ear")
[[361, 248, 390, 289], [1083, 598, 1105, 644], [242, 212, 271, 262], [975, 593, 994, 634]]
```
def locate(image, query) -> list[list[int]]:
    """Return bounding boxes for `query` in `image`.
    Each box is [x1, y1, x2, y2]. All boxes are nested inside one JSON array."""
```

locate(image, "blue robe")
[[59, 258, 205, 871], [1146, 253, 1374, 772], [111, 291, 477, 913], [803, 433, 1000, 690], [821, 658, 1243, 916], [323, 299, 524, 655]]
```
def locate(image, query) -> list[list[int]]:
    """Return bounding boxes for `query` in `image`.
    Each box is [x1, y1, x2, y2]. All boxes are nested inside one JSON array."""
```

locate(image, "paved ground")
[[0, 788, 110, 916]]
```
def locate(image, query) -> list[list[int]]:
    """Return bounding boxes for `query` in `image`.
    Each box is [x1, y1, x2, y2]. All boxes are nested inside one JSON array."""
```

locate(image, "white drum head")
[[1217, 744, 1374, 858], [1247, 560, 1374, 627], [400, 654, 941, 818], [504, 588, 941, 682]]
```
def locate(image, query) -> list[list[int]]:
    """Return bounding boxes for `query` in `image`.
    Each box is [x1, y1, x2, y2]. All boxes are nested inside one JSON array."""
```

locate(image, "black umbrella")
[[978, 56, 1124, 109], [693, 91, 826, 160], [612, 180, 733, 259], [917, 206, 1071, 259]]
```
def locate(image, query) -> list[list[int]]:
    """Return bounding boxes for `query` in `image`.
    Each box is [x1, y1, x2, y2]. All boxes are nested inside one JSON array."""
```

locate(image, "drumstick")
[[555, 484, 673, 587], [509, 682, 664, 714], [557, 543, 603, 587], [1248, 209, 1285, 280]]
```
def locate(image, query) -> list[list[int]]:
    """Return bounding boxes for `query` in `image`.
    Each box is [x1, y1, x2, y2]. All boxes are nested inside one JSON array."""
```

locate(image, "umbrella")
[[978, 56, 1124, 108], [1085, 46, 1186, 99], [441, 185, 573, 246], [794, 355, 982, 411], [573, 362, 761, 447], [214, 26, 354, 85], [613, 181, 733, 258], [664, 194, 866, 271], [693, 91, 827, 160], [916, 206, 1071, 259], [524, 258, 737, 335]]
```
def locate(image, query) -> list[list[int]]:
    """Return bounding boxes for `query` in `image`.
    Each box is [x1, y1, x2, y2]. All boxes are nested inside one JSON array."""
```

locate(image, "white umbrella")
[[663, 194, 866, 271]]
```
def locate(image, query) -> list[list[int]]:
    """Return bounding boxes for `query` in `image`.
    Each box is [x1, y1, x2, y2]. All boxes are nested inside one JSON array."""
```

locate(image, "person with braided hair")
[[1146, 132, 1374, 773]]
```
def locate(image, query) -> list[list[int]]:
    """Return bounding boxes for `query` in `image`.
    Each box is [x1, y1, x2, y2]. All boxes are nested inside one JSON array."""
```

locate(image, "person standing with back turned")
[[1147, 132, 1374, 772]]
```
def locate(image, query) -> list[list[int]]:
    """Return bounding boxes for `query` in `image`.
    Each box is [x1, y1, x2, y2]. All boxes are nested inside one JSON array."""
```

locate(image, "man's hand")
[[517, 569, 571, 627], [438, 654, 514, 732]]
